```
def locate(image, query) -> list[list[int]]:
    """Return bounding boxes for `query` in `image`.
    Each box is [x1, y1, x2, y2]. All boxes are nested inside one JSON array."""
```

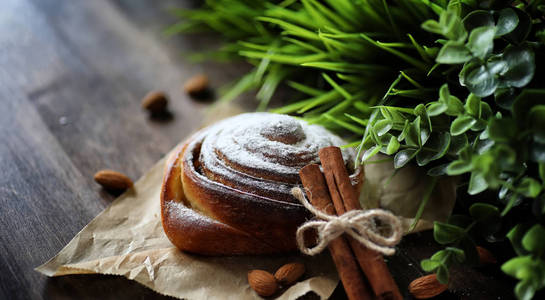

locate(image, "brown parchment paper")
[[35, 148, 340, 299], [36, 103, 456, 299]]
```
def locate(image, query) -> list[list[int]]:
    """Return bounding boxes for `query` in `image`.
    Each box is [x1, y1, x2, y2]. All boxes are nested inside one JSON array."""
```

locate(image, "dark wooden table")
[[0, 1, 518, 299]]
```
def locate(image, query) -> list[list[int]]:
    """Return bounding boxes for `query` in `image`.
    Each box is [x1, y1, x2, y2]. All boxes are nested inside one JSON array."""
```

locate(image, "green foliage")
[[171, 0, 545, 298]]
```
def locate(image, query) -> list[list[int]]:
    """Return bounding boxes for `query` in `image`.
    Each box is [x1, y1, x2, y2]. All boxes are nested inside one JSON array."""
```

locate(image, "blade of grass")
[[323, 114, 364, 134], [360, 33, 428, 71], [400, 71, 423, 88], [408, 177, 438, 232], [287, 81, 324, 96], [322, 73, 351, 99]]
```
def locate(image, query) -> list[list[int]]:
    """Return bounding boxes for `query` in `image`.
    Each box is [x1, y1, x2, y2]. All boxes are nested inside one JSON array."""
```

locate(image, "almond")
[[274, 262, 305, 286], [248, 269, 278, 297], [408, 274, 448, 299], [477, 246, 497, 264], [93, 169, 133, 191], [141, 91, 168, 114], [184, 74, 209, 96]]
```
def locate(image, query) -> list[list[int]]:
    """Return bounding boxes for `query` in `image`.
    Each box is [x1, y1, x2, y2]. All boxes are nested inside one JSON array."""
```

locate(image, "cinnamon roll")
[[161, 113, 363, 255]]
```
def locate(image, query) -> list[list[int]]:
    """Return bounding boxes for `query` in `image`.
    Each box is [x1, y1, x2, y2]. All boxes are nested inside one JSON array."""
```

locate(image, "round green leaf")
[[480, 101, 493, 120], [504, 8, 532, 44], [377, 133, 394, 147], [427, 102, 448, 116], [494, 88, 518, 110], [385, 136, 400, 155], [436, 265, 449, 284], [469, 202, 500, 222], [416, 132, 451, 166], [421, 19, 443, 35], [446, 159, 472, 175], [421, 259, 441, 272], [434, 222, 465, 244], [436, 41, 472, 64], [522, 224, 545, 253], [449, 134, 468, 154], [445, 95, 465, 116], [515, 280, 536, 300], [430, 249, 449, 261], [420, 128, 431, 146], [501, 45, 535, 88], [464, 94, 481, 118], [466, 26, 495, 59], [427, 164, 449, 176], [494, 144, 517, 169], [486, 55, 508, 75], [451, 115, 476, 136], [495, 8, 519, 37], [501, 255, 533, 278], [507, 224, 530, 256], [468, 172, 488, 195], [463, 10, 494, 32], [470, 119, 487, 131], [415, 104, 431, 132], [441, 10, 467, 42], [475, 138, 494, 154], [518, 177, 542, 198], [446, 247, 466, 263], [373, 119, 393, 136], [488, 117, 517, 142], [406, 117, 421, 147], [461, 62, 498, 97], [427, 131, 452, 153], [439, 84, 450, 103], [393, 149, 418, 168], [397, 119, 410, 142], [362, 145, 381, 161], [447, 214, 473, 228]]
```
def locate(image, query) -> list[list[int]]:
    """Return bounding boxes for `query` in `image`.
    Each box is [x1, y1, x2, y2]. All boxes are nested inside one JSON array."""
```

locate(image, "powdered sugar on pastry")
[[186, 113, 358, 203]]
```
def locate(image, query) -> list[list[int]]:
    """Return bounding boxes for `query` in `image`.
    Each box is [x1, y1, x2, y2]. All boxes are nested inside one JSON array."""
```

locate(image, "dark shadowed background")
[[0, 0, 518, 299]]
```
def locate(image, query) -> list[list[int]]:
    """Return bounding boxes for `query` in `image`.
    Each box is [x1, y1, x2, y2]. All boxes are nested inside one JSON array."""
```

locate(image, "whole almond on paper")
[[184, 74, 209, 96], [409, 274, 448, 299], [247, 270, 278, 297], [141, 91, 168, 114], [477, 246, 497, 264], [93, 170, 133, 191], [274, 262, 305, 286]]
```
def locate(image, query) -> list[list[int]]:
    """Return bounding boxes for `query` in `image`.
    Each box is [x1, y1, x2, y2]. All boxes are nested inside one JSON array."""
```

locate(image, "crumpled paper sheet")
[[35, 151, 339, 299], [361, 154, 457, 232], [36, 104, 457, 299]]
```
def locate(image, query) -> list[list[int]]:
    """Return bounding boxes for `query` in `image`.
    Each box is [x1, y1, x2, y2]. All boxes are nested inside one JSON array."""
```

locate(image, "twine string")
[[292, 187, 403, 256]]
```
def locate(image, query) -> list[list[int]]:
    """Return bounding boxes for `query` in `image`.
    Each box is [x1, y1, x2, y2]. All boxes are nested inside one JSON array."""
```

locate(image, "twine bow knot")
[[292, 187, 403, 256]]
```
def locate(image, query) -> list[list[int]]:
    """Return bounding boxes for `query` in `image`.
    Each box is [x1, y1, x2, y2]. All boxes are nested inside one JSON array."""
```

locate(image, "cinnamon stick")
[[319, 146, 402, 300], [299, 164, 373, 300]]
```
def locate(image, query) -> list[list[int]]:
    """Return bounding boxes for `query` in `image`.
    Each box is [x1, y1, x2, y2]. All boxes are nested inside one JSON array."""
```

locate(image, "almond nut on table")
[[274, 262, 305, 287], [184, 74, 209, 96], [248, 269, 278, 297], [93, 169, 133, 191], [141, 91, 168, 114], [408, 274, 448, 299]]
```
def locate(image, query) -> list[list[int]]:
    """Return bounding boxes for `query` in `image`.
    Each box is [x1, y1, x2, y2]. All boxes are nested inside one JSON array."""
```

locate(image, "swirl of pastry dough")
[[161, 113, 362, 255]]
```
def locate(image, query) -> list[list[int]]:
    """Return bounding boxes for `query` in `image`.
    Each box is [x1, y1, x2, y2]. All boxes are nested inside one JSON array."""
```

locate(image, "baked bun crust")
[[161, 113, 362, 255]]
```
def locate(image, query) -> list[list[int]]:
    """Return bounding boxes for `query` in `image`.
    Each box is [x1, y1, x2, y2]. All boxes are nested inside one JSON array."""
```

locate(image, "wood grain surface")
[[0, 0, 518, 299]]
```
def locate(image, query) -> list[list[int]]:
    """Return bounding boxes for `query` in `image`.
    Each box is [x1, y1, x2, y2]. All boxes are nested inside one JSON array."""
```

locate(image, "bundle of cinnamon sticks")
[[299, 146, 402, 300]]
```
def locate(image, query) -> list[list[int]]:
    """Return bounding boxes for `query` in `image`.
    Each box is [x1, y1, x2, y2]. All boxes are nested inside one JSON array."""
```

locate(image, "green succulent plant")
[[169, 0, 545, 298]]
